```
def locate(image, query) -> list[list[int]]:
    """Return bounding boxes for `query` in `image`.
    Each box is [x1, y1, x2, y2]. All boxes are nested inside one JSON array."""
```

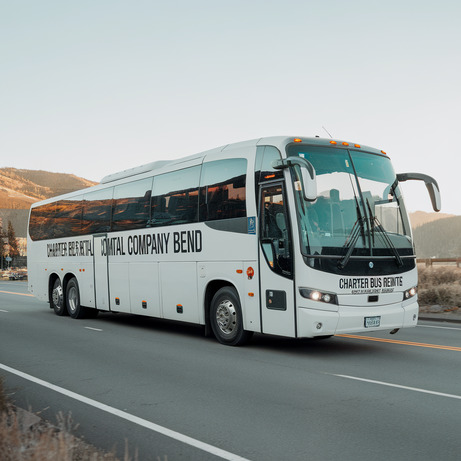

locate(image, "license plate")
[[364, 316, 381, 328]]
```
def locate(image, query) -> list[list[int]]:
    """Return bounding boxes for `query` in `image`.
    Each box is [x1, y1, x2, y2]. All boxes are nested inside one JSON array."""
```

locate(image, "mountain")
[[0, 167, 97, 237]]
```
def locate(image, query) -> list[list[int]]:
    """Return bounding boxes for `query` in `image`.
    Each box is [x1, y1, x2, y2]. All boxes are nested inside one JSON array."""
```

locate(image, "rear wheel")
[[210, 287, 253, 346], [51, 278, 67, 316]]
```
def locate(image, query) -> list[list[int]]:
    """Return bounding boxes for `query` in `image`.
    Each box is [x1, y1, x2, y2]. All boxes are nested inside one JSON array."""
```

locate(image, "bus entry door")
[[93, 234, 110, 311], [259, 184, 296, 337]]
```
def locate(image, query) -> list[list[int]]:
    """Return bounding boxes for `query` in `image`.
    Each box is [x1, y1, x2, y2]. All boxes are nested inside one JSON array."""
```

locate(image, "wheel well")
[[62, 272, 76, 295], [48, 273, 59, 306], [204, 280, 235, 330]]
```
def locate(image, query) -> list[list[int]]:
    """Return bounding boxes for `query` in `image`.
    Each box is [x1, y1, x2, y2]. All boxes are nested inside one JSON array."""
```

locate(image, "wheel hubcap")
[[68, 286, 78, 313], [52, 285, 63, 308], [216, 300, 237, 335]]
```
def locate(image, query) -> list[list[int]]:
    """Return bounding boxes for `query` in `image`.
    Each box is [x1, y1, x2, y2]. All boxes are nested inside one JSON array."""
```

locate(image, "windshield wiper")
[[338, 204, 366, 270], [366, 199, 403, 267]]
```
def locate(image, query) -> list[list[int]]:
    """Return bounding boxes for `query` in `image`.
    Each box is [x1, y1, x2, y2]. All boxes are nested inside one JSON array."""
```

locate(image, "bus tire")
[[51, 278, 67, 316], [210, 287, 253, 346], [66, 277, 89, 319]]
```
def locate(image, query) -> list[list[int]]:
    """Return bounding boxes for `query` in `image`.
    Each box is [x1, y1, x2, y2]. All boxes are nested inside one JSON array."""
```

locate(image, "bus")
[[27, 136, 441, 346]]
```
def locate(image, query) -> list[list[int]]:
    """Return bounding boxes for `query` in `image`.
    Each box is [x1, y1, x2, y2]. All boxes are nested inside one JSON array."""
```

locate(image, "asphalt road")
[[1, 280, 461, 461]]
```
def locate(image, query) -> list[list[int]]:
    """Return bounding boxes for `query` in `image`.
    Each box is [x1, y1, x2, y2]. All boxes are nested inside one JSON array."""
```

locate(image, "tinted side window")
[[151, 166, 200, 227], [112, 178, 153, 231], [199, 159, 247, 221], [29, 203, 56, 241], [82, 188, 113, 234], [54, 196, 83, 238]]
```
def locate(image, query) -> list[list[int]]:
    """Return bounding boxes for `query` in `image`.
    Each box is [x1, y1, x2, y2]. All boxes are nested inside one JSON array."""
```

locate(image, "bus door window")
[[260, 184, 292, 278], [254, 146, 283, 205]]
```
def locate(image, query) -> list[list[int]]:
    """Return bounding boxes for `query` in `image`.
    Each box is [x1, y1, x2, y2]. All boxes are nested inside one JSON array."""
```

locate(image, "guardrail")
[[416, 258, 461, 267]]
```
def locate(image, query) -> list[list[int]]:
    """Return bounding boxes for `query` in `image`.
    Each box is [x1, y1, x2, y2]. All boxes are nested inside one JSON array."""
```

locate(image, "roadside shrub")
[[418, 266, 461, 307], [418, 265, 461, 286]]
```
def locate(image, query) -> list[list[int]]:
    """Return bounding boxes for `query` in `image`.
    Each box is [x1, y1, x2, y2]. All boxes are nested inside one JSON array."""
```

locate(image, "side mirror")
[[273, 157, 317, 201], [397, 172, 441, 212]]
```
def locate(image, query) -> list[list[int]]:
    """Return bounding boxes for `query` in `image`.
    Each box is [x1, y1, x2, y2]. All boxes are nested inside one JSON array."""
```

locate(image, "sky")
[[1, 0, 460, 214]]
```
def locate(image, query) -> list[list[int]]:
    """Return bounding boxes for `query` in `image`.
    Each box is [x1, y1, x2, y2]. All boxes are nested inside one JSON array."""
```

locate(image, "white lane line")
[[331, 373, 461, 400], [0, 363, 251, 461], [418, 324, 461, 331], [84, 327, 103, 332]]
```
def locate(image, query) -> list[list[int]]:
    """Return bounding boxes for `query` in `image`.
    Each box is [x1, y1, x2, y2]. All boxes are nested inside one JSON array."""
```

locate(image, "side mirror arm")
[[397, 172, 441, 212]]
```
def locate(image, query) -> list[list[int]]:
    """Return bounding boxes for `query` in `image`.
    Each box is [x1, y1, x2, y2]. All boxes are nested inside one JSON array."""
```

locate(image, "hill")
[[409, 211, 455, 228], [0, 168, 96, 209], [0, 167, 97, 237], [412, 215, 461, 258]]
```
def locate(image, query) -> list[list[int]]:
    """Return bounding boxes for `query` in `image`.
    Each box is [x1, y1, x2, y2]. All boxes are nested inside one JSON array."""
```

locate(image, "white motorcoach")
[[27, 136, 440, 345]]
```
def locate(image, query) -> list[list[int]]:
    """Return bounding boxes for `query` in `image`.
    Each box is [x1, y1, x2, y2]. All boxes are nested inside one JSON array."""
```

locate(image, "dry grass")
[[0, 378, 8, 414], [0, 378, 137, 461], [418, 265, 461, 308]]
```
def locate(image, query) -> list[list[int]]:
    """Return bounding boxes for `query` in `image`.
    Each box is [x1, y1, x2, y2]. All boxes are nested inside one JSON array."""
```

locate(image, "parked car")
[[8, 272, 26, 280]]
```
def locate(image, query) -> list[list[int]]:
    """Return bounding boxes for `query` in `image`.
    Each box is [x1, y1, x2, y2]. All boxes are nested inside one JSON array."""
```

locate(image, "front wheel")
[[51, 278, 67, 316], [210, 287, 253, 346]]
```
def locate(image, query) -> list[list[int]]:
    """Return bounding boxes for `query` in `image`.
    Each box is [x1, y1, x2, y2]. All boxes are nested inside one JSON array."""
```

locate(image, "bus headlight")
[[403, 286, 417, 300], [299, 288, 338, 305]]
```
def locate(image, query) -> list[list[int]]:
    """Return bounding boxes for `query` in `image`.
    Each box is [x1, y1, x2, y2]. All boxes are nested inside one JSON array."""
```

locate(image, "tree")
[[7, 220, 19, 264], [0, 228, 6, 270]]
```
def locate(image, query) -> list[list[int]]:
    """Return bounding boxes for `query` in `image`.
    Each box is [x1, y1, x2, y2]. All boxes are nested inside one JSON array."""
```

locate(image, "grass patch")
[[0, 377, 138, 460], [418, 265, 461, 308]]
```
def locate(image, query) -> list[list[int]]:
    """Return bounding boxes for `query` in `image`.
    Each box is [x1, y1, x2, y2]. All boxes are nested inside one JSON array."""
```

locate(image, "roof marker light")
[[342, 142, 349, 146], [294, 138, 302, 143], [381, 150, 387, 155], [354, 144, 361, 148], [330, 141, 337, 145]]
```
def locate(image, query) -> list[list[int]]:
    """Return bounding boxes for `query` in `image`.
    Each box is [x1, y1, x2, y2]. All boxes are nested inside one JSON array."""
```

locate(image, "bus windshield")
[[288, 145, 413, 272]]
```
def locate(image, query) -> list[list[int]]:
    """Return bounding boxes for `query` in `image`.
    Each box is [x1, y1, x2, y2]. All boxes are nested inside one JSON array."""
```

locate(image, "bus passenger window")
[[82, 188, 113, 234], [112, 178, 153, 231], [54, 196, 84, 238], [199, 158, 247, 221], [29, 202, 57, 241], [151, 166, 200, 227]]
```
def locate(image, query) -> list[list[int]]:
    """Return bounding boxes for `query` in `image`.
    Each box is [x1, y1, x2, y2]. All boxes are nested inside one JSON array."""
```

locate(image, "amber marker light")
[[236, 269, 243, 274], [294, 138, 302, 143], [248, 293, 255, 297], [354, 144, 361, 148], [330, 141, 337, 145], [342, 142, 349, 146], [381, 150, 387, 155]]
